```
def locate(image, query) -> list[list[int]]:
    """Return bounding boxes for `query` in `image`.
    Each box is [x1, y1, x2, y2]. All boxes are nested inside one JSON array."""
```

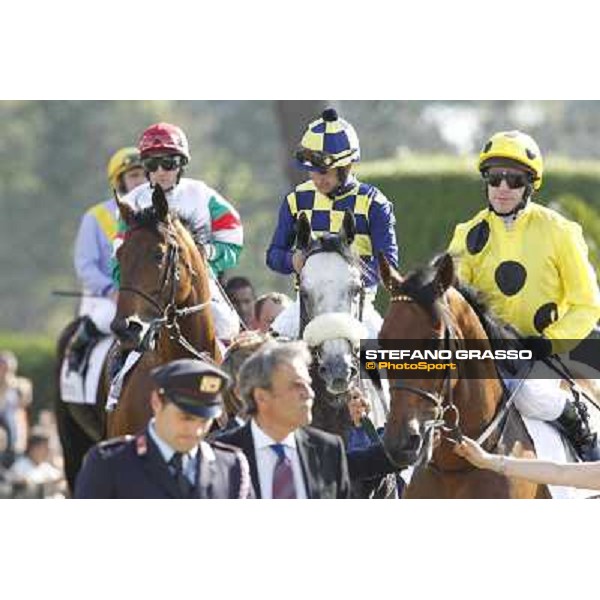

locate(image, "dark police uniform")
[[74, 359, 254, 499]]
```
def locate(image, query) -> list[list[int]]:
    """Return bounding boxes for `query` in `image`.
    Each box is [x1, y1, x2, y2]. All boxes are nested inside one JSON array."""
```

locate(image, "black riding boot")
[[553, 399, 600, 462], [67, 317, 101, 374]]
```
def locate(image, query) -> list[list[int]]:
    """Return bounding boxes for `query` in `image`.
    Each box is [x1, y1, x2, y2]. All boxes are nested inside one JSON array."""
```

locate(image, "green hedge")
[[0, 332, 56, 417]]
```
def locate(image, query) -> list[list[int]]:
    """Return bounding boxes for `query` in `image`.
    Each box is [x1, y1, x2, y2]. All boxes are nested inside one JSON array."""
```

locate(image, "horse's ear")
[[114, 189, 134, 225], [432, 253, 455, 297], [296, 212, 312, 250], [340, 210, 356, 246], [378, 252, 403, 292], [152, 184, 169, 222]]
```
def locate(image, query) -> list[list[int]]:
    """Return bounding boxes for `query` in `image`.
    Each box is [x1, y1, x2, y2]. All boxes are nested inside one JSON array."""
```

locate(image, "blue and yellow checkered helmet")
[[295, 108, 360, 172]]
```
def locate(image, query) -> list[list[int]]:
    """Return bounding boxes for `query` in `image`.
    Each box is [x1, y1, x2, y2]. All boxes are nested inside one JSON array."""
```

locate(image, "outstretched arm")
[[454, 436, 600, 490]]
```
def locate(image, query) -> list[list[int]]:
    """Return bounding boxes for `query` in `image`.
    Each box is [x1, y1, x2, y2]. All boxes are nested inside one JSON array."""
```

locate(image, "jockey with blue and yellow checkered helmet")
[[266, 108, 399, 339], [294, 108, 360, 192]]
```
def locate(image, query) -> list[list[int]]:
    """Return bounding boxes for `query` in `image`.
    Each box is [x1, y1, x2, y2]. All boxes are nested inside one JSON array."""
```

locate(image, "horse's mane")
[[126, 207, 200, 243], [125, 207, 208, 280], [398, 263, 522, 375], [126, 205, 164, 231]]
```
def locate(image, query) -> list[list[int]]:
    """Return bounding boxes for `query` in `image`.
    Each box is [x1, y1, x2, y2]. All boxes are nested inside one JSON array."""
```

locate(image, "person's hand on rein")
[[453, 436, 496, 470]]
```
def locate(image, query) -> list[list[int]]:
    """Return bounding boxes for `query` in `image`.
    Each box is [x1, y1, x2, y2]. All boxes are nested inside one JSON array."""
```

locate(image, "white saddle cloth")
[[60, 336, 113, 405]]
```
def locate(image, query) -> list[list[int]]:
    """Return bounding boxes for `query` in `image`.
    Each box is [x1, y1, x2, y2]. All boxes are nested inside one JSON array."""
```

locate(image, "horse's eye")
[[154, 250, 165, 262]]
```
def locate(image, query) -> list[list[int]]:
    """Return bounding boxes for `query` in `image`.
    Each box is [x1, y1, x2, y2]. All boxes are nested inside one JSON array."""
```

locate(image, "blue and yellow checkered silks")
[[295, 108, 360, 172], [286, 181, 375, 257]]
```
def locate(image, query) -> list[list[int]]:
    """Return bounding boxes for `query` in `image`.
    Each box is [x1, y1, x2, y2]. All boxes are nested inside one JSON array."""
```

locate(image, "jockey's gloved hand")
[[521, 335, 553, 360]]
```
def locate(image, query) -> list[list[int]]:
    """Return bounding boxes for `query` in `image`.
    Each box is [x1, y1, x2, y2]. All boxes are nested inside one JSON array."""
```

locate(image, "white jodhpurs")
[[506, 361, 569, 422], [208, 277, 240, 342], [79, 295, 116, 334]]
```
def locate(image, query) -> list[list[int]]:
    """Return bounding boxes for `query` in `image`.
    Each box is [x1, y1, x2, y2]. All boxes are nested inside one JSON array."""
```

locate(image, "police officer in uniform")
[[74, 359, 254, 498]]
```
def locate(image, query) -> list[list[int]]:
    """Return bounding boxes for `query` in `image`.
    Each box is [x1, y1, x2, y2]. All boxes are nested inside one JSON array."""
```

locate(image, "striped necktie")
[[271, 443, 297, 499]]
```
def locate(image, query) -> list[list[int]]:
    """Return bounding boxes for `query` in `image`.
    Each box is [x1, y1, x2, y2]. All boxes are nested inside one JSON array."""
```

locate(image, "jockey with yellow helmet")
[[67, 148, 145, 373], [448, 130, 600, 460], [267, 108, 399, 338], [112, 122, 244, 343]]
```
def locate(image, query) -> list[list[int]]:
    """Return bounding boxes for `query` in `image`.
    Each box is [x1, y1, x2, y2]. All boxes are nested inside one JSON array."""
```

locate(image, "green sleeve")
[[209, 242, 243, 275]]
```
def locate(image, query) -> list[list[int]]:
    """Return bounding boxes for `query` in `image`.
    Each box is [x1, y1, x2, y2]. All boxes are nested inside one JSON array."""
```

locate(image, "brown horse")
[[378, 253, 551, 498], [107, 185, 219, 437], [55, 319, 109, 492]]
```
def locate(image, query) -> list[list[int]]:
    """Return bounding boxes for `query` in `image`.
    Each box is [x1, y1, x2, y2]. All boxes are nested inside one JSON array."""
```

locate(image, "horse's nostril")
[[406, 434, 421, 452], [110, 317, 128, 337], [332, 378, 347, 390], [318, 365, 328, 378]]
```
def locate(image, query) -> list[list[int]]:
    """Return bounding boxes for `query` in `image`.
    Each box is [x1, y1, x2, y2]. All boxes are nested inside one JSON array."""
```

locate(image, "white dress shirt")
[[250, 419, 307, 499]]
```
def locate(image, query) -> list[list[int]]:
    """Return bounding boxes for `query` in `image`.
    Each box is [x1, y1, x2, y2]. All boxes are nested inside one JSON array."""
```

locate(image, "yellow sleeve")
[[544, 221, 600, 345], [447, 224, 474, 285]]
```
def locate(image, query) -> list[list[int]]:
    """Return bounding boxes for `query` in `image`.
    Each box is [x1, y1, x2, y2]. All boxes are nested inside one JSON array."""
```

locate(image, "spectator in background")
[[0, 426, 12, 498], [255, 292, 291, 333], [0, 424, 11, 469], [215, 331, 271, 432], [8, 429, 65, 498], [35, 409, 64, 472], [0, 350, 32, 456], [224, 276, 257, 330]]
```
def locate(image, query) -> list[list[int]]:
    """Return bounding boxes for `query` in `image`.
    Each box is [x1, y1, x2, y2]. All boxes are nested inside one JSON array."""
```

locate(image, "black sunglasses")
[[484, 170, 532, 189], [143, 155, 183, 173]]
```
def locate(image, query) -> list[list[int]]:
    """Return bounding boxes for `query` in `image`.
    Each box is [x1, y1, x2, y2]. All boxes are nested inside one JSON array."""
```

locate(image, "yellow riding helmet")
[[478, 130, 543, 190], [107, 147, 143, 190]]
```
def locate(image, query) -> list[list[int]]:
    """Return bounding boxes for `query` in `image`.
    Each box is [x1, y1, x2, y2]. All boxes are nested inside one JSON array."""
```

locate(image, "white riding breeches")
[[208, 277, 240, 342], [506, 361, 569, 422], [270, 295, 383, 340], [79, 296, 116, 334]]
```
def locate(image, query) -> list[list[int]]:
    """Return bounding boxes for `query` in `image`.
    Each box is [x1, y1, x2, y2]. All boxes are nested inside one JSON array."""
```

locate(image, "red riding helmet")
[[138, 122, 191, 163]]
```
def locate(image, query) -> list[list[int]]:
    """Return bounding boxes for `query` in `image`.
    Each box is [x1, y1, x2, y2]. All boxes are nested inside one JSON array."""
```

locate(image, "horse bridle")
[[299, 243, 366, 389], [387, 293, 463, 443], [118, 222, 211, 359]]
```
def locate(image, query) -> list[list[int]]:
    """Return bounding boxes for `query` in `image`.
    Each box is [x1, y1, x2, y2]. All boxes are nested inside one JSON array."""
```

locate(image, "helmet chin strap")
[[485, 182, 533, 219]]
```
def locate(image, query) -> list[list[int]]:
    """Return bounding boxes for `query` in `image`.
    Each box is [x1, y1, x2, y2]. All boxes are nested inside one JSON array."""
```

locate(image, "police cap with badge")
[[150, 359, 230, 418]]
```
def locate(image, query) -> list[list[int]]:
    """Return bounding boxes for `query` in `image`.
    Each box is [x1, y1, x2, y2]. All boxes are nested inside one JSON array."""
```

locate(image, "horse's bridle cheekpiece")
[[387, 292, 463, 447], [119, 222, 211, 360]]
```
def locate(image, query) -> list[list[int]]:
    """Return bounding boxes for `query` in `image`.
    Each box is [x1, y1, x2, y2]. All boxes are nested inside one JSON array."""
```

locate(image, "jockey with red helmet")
[[112, 123, 244, 342]]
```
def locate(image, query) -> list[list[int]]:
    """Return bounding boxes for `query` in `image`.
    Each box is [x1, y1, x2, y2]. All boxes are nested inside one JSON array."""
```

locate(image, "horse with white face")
[[297, 211, 367, 401]]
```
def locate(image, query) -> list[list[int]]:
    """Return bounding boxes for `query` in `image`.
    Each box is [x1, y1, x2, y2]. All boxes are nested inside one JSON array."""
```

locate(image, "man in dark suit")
[[218, 340, 351, 499], [75, 359, 254, 499]]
